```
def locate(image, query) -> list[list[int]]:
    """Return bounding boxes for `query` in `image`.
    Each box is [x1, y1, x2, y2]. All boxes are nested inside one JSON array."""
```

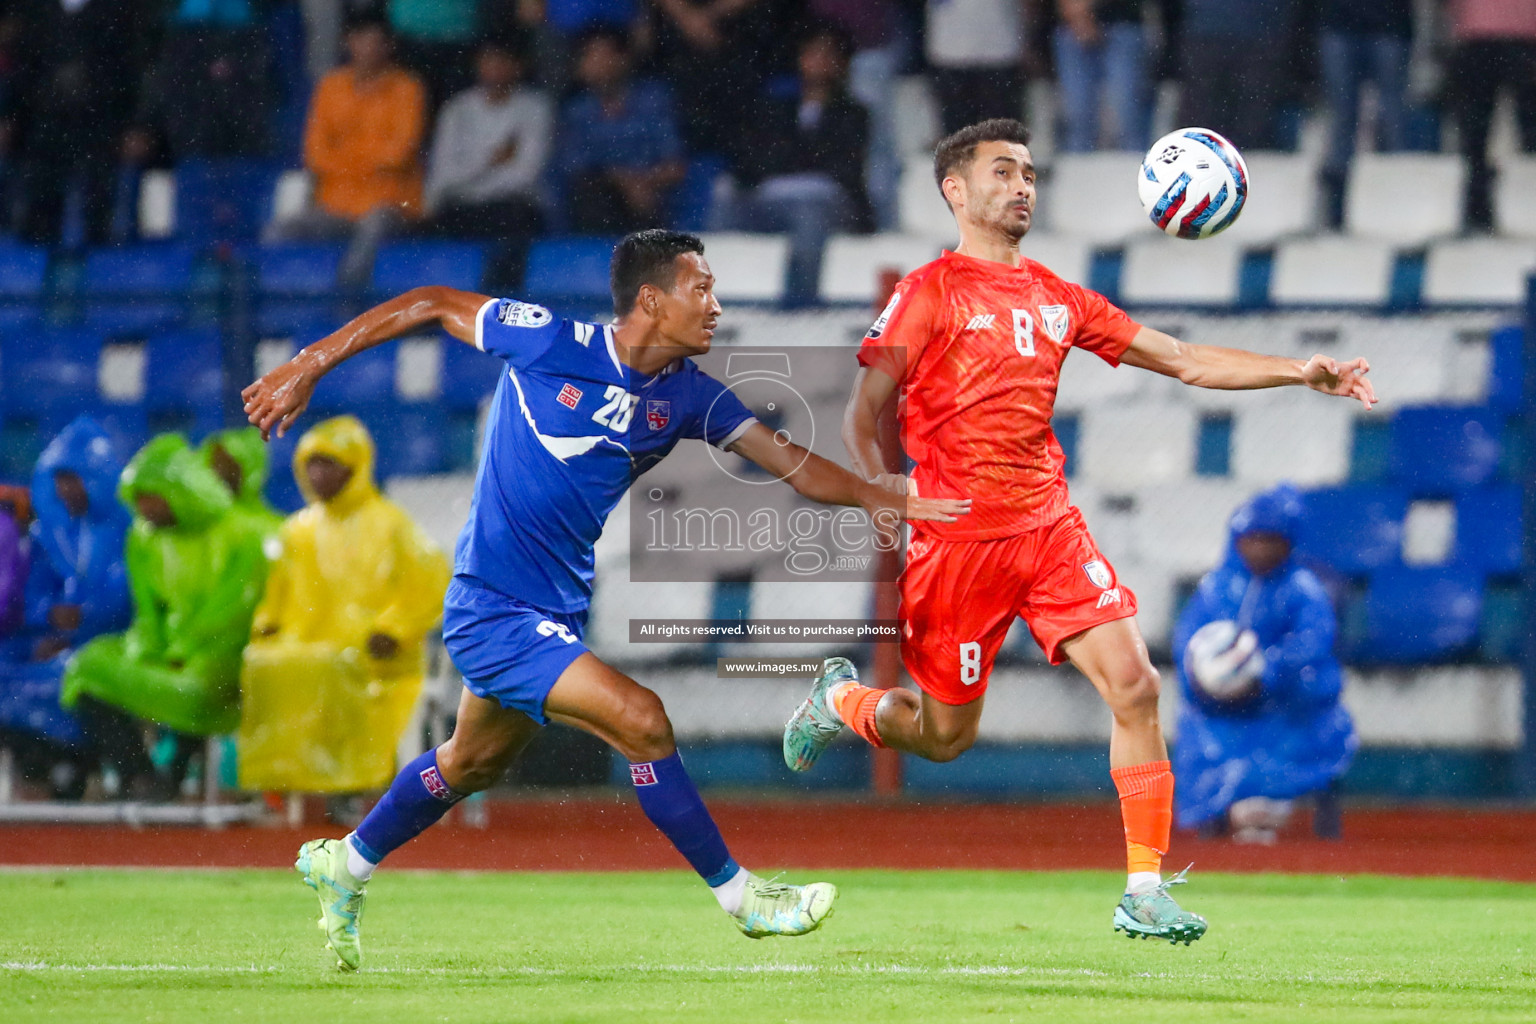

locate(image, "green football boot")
[[1112, 865, 1208, 945], [731, 874, 839, 939], [783, 657, 858, 772], [295, 838, 367, 970]]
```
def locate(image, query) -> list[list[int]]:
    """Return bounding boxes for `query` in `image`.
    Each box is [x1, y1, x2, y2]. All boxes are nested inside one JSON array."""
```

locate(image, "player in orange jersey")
[[784, 119, 1377, 943]]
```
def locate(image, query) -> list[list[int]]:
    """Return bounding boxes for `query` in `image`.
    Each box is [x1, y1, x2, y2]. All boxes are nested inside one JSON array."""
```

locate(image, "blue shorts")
[[442, 577, 589, 725]]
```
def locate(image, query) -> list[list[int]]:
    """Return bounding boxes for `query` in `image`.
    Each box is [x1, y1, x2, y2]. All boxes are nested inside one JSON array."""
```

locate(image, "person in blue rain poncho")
[[1172, 483, 1357, 842]]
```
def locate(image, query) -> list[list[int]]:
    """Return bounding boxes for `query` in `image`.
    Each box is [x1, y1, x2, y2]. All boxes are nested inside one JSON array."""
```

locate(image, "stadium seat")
[[523, 236, 617, 307], [1421, 239, 1536, 306], [694, 233, 789, 303], [1076, 401, 1197, 487], [897, 153, 956, 240], [261, 425, 306, 513], [818, 234, 943, 304], [1219, 151, 1320, 246], [307, 340, 397, 411], [137, 170, 175, 238], [174, 158, 281, 247], [372, 241, 487, 294], [1270, 237, 1395, 306], [1296, 485, 1407, 574], [1486, 324, 1521, 413], [440, 333, 506, 412], [588, 578, 713, 662], [1056, 341, 1151, 410], [1110, 559, 1177, 647], [1118, 236, 1243, 306], [143, 327, 224, 434], [1329, 323, 1453, 405], [255, 244, 346, 332], [1134, 479, 1251, 574], [1454, 485, 1521, 575], [0, 243, 48, 301], [1018, 233, 1092, 285], [748, 579, 875, 656], [83, 244, 198, 332], [1353, 566, 1482, 663], [365, 402, 451, 479], [1038, 153, 1150, 245], [1345, 154, 1466, 245], [892, 75, 940, 158], [1231, 398, 1352, 486], [1494, 156, 1536, 239], [1388, 405, 1503, 495]]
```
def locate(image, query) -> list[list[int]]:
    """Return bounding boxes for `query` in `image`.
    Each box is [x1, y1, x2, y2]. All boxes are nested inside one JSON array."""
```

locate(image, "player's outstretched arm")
[[241, 286, 489, 440], [841, 366, 914, 493], [1120, 326, 1377, 409], [727, 422, 969, 525]]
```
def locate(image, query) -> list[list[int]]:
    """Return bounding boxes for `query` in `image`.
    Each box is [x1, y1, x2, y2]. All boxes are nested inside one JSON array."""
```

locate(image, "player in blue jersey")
[[242, 230, 969, 970]]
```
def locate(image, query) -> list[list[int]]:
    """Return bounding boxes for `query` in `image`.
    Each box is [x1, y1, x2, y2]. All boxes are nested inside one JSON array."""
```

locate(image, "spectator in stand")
[[423, 32, 552, 289], [0, 489, 25, 638], [712, 22, 873, 305], [925, 0, 1028, 135], [265, 13, 427, 288], [1447, 0, 1536, 231], [1172, 484, 1356, 844], [1317, 0, 1414, 227], [1178, 0, 1301, 150], [201, 427, 284, 541], [238, 415, 449, 799], [558, 26, 685, 233], [389, 0, 480, 110], [649, 0, 788, 154], [1053, 0, 1153, 152], [4, 0, 142, 246]]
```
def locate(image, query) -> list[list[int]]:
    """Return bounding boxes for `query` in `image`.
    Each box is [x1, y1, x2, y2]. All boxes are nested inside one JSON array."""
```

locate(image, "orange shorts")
[[899, 506, 1137, 705]]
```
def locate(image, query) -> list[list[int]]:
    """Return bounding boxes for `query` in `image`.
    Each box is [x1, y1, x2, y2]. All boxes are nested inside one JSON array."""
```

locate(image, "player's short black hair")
[[933, 119, 1033, 195], [611, 230, 705, 316]]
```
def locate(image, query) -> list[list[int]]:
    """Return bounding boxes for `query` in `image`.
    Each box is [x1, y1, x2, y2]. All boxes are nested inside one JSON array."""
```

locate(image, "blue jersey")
[[454, 298, 757, 613]]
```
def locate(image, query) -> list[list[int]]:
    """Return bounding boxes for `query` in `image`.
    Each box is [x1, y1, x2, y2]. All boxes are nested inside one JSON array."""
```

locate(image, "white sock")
[[345, 834, 377, 883], [824, 681, 856, 724], [1127, 871, 1161, 894], [711, 866, 751, 915]]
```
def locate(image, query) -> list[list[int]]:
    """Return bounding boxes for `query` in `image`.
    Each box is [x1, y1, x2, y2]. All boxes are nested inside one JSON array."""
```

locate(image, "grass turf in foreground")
[[1, 869, 1533, 1023]]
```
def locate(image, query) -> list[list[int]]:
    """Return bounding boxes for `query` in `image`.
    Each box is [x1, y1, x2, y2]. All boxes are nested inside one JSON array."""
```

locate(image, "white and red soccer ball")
[[1138, 128, 1249, 240]]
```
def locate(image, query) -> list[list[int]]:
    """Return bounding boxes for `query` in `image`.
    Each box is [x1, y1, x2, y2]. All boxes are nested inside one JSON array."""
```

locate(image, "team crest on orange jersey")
[[1083, 560, 1112, 589], [1040, 305, 1071, 343]]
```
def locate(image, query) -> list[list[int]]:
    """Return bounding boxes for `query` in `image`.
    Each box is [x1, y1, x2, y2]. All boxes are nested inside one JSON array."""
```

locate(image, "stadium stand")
[[1422, 239, 1536, 306], [1344, 154, 1466, 245], [1119, 237, 1243, 307], [1494, 156, 1536, 239], [819, 234, 943, 304], [1270, 237, 1396, 306], [694, 233, 791, 303]]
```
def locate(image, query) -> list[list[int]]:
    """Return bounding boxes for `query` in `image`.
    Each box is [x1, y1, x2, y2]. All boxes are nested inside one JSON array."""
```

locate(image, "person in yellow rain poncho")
[[201, 427, 284, 540], [62, 434, 270, 741], [238, 415, 449, 794]]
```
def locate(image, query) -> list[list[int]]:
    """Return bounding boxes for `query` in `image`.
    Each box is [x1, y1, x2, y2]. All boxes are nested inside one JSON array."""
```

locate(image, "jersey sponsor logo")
[[1096, 587, 1123, 609], [629, 762, 659, 786], [867, 289, 902, 339], [573, 322, 596, 346], [557, 383, 583, 410], [1039, 304, 1071, 343], [964, 313, 997, 331], [497, 300, 553, 329], [1083, 560, 1112, 589], [419, 764, 459, 803], [646, 399, 671, 431]]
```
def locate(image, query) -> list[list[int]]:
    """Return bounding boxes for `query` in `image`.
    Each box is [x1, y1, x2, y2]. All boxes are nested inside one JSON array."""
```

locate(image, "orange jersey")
[[858, 249, 1140, 540]]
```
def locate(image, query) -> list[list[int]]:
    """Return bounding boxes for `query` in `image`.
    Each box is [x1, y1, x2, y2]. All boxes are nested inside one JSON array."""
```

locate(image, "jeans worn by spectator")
[[1449, 39, 1536, 230], [1053, 21, 1151, 152], [712, 174, 855, 306], [1319, 30, 1410, 226]]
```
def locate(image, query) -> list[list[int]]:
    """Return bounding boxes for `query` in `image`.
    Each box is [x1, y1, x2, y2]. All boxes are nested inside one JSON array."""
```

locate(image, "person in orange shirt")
[[265, 14, 427, 288]]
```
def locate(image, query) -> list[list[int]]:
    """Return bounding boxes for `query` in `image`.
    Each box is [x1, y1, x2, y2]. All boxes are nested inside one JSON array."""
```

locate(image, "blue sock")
[[350, 748, 464, 866], [630, 752, 739, 887]]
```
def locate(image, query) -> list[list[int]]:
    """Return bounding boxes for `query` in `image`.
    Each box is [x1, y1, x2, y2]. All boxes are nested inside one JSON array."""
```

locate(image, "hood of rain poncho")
[[293, 415, 378, 516], [119, 434, 233, 533], [200, 427, 271, 507], [30, 416, 131, 578], [1221, 483, 1303, 573]]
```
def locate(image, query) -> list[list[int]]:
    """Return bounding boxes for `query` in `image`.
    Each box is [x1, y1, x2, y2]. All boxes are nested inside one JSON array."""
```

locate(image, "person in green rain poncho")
[[200, 427, 284, 540], [62, 434, 271, 751]]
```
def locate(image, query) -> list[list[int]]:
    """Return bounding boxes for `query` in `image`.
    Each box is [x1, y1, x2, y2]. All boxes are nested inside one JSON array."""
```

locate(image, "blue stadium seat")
[[144, 327, 224, 434], [0, 243, 48, 300], [523, 237, 617, 306], [83, 244, 198, 333], [1454, 485, 1521, 575], [174, 158, 280, 247], [372, 241, 486, 294], [440, 333, 506, 412], [1388, 405, 1503, 495], [256, 244, 345, 332], [261, 425, 305, 513], [1296, 485, 1407, 575], [1478, 583, 1521, 662], [366, 402, 450, 479], [1353, 566, 1482, 663], [1486, 324, 1521, 414], [307, 342, 396, 410], [0, 327, 103, 431]]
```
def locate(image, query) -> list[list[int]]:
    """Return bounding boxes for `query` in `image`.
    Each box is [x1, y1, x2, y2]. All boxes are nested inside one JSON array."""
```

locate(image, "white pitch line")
[[1, 961, 1108, 978]]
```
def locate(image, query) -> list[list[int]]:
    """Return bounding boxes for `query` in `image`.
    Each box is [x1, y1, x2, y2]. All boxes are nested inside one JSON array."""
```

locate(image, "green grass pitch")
[[2, 869, 1533, 1023]]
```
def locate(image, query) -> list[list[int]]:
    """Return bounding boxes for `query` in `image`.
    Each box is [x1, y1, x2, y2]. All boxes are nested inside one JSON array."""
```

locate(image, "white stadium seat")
[[696, 233, 790, 303], [1270, 237, 1395, 305], [1495, 157, 1536, 239], [588, 578, 713, 662], [1077, 401, 1197, 487], [1219, 151, 1320, 246], [1345, 154, 1466, 245], [1056, 343, 1148, 411], [1328, 323, 1453, 404], [819, 234, 943, 303], [898, 153, 957, 240], [271, 169, 312, 222], [1039, 153, 1151, 246], [138, 170, 176, 239], [1231, 397, 1352, 487], [1110, 558, 1178, 646], [385, 473, 476, 557], [1422, 238, 1536, 306], [1018, 233, 1092, 285], [1134, 480, 1251, 574], [1118, 236, 1243, 306], [748, 580, 876, 656], [893, 75, 941, 158]]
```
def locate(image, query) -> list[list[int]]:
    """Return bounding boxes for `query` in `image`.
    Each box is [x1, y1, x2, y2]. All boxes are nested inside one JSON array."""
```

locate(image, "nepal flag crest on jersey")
[[646, 399, 671, 431]]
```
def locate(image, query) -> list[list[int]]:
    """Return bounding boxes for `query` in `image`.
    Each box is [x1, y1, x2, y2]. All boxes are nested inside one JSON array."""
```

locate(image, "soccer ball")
[[1183, 620, 1265, 702], [1137, 128, 1248, 239]]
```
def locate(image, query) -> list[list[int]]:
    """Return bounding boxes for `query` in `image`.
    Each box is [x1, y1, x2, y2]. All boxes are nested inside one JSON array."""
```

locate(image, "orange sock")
[[831, 684, 887, 749], [1110, 759, 1173, 876]]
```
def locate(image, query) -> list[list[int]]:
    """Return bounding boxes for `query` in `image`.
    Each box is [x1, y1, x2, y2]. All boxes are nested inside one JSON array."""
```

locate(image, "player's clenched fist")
[[242, 350, 326, 441]]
